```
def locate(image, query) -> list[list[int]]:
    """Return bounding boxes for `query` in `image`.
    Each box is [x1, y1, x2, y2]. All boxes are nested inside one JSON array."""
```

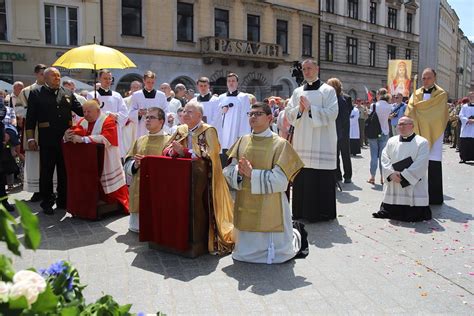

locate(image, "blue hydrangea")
[[46, 260, 67, 275]]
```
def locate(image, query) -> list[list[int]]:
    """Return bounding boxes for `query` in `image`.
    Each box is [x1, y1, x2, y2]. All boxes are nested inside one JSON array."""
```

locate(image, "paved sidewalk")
[[5, 144, 474, 314]]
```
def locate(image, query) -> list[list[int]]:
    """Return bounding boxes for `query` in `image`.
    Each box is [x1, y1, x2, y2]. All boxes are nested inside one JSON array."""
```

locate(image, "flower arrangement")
[[0, 200, 161, 315]]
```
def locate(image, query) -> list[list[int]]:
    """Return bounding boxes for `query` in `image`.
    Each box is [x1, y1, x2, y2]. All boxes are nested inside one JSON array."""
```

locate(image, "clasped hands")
[[298, 96, 311, 113], [64, 129, 84, 143], [238, 157, 253, 178], [389, 171, 402, 183]]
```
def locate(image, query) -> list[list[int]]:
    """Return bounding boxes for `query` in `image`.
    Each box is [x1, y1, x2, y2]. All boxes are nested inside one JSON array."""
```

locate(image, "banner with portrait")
[[387, 60, 412, 98]]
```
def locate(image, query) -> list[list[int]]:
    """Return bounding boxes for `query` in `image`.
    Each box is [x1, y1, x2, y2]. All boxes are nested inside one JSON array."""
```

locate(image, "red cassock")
[[69, 115, 129, 216]]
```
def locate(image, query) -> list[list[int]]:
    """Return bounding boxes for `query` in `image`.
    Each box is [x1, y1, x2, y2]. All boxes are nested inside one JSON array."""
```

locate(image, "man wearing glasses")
[[124, 107, 170, 233], [163, 100, 234, 255], [372, 116, 431, 222], [224, 102, 307, 264]]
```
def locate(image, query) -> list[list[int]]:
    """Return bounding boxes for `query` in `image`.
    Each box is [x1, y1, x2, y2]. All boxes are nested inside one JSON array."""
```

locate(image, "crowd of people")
[[1, 60, 473, 264]]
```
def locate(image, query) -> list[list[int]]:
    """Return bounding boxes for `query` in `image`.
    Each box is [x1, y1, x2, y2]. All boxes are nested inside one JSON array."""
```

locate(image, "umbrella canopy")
[[60, 76, 94, 91], [0, 80, 12, 92], [52, 44, 136, 70]]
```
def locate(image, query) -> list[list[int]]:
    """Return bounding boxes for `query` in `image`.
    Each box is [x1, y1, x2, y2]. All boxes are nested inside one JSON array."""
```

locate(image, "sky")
[[448, 0, 474, 41]]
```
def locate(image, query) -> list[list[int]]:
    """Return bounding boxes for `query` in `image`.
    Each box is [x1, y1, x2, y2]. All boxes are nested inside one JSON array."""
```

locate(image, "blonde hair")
[[326, 78, 342, 96], [377, 88, 391, 102]]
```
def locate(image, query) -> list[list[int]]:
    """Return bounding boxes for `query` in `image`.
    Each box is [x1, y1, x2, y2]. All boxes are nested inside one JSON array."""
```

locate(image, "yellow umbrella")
[[53, 44, 136, 70]]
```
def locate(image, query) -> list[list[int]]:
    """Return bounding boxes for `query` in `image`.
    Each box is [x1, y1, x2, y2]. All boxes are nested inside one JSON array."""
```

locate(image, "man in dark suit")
[[25, 67, 83, 214]]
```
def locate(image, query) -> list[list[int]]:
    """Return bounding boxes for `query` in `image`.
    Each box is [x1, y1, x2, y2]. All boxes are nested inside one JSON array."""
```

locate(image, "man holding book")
[[372, 116, 432, 222]]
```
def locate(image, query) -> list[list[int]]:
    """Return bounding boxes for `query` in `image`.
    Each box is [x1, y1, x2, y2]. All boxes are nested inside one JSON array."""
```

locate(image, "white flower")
[[9, 270, 47, 306], [0, 281, 12, 303]]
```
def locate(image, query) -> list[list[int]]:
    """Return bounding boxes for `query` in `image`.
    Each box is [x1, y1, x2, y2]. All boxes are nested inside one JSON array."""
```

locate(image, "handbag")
[[365, 103, 382, 139]]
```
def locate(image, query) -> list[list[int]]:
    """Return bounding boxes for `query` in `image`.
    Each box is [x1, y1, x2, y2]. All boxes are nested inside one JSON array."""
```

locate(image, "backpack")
[[365, 102, 382, 139]]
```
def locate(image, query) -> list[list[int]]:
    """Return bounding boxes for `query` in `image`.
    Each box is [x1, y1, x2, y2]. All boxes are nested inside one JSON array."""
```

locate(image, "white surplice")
[[381, 134, 430, 207], [217, 92, 251, 150], [459, 104, 474, 138], [192, 94, 221, 128], [129, 89, 168, 139], [349, 107, 360, 139], [223, 128, 299, 264], [285, 82, 339, 170], [122, 95, 136, 155]]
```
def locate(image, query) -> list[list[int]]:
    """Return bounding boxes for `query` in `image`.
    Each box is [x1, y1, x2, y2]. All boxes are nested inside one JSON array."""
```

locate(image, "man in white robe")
[[285, 59, 339, 222], [349, 105, 361, 156], [129, 71, 168, 138], [458, 91, 474, 163], [218, 73, 251, 164], [122, 80, 142, 155], [191, 77, 220, 127], [87, 69, 129, 158], [224, 102, 307, 264], [16, 64, 47, 201], [159, 82, 182, 120], [373, 116, 431, 222]]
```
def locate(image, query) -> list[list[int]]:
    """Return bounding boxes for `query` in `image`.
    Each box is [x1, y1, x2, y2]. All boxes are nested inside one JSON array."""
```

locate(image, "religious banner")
[[387, 59, 412, 98]]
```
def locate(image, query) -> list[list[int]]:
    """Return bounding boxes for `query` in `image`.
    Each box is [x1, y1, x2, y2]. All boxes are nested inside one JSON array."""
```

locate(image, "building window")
[[215, 9, 229, 38], [0, 61, 12, 83], [325, 33, 334, 61], [177, 2, 193, 42], [387, 45, 396, 60], [406, 13, 413, 33], [326, 0, 334, 13], [369, 1, 377, 24], [0, 0, 6, 40], [347, 37, 358, 64], [276, 20, 288, 54], [45, 5, 78, 46], [247, 14, 260, 42], [121, 0, 141, 36], [388, 7, 397, 29], [302, 25, 312, 57], [348, 0, 358, 19], [405, 48, 411, 60], [369, 41, 376, 67]]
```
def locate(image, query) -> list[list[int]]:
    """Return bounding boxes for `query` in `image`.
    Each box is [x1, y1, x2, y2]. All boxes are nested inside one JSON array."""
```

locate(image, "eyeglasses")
[[145, 115, 160, 120], [183, 110, 194, 114], [397, 123, 412, 126], [247, 111, 267, 117]]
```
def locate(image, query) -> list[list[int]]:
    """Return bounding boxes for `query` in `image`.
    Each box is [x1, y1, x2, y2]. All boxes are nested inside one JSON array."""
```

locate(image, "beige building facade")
[[0, 0, 100, 85], [0, 0, 319, 100], [102, 0, 320, 99], [457, 30, 472, 98], [319, 0, 420, 101], [437, 0, 458, 98]]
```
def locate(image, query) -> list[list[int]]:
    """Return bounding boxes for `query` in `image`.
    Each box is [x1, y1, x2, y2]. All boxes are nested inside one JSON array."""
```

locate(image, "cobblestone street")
[[6, 144, 474, 314]]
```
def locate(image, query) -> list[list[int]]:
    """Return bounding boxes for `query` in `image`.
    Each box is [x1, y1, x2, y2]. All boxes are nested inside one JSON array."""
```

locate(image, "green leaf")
[[15, 200, 41, 250], [0, 254, 15, 281], [60, 305, 81, 316], [117, 303, 132, 314], [30, 284, 59, 313], [0, 208, 20, 256], [8, 295, 29, 310]]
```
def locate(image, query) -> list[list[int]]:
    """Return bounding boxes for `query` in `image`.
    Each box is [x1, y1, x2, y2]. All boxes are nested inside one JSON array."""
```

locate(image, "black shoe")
[[29, 193, 42, 202], [343, 178, 352, 184], [56, 202, 67, 209], [459, 160, 465, 164], [2, 200, 15, 212], [42, 206, 54, 215]]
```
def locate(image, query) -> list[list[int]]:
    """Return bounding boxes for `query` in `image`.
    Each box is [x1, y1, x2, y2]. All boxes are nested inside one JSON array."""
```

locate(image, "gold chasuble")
[[227, 134, 304, 232], [405, 85, 448, 147], [126, 134, 170, 213], [166, 124, 234, 254]]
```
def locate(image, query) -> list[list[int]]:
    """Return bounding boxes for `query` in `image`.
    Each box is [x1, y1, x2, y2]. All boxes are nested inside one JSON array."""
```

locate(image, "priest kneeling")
[[163, 100, 234, 255], [223, 102, 308, 264], [64, 100, 129, 213], [124, 107, 170, 233], [372, 116, 431, 222]]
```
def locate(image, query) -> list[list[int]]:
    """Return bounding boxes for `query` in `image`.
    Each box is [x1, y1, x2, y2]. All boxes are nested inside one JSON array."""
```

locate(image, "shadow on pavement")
[[431, 204, 473, 223], [336, 191, 359, 204], [305, 219, 352, 248], [222, 260, 311, 295], [340, 183, 363, 191], [21, 203, 122, 250], [388, 217, 446, 234], [116, 231, 221, 281]]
